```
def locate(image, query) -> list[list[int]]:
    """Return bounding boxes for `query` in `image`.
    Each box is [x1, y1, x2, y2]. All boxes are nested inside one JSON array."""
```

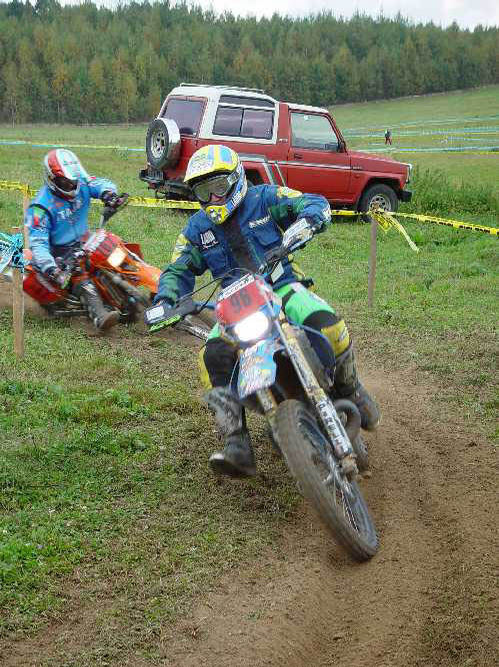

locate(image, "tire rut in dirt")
[[275, 399, 378, 562], [159, 373, 497, 667], [0, 368, 495, 667]]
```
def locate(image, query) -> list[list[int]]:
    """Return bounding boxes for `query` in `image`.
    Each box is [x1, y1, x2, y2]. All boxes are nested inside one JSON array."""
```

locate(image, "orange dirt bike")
[[22, 197, 161, 323]]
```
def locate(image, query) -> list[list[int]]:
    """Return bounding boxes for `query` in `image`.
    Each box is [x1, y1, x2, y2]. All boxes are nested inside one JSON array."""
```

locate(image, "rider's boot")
[[204, 387, 256, 477], [76, 281, 120, 331], [332, 345, 381, 431]]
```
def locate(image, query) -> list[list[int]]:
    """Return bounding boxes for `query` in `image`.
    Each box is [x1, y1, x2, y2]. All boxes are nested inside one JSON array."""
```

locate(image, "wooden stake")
[[23, 194, 30, 246], [11, 226, 24, 359], [367, 215, 377, 309]]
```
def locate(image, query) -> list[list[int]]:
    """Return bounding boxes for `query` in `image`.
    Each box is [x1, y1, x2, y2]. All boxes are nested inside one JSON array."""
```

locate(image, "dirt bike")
[[22, 198, 161, 323], [144, 221, 378, 561]]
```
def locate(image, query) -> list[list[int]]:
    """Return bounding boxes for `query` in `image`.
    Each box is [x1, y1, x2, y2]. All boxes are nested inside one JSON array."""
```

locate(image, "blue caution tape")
[[0, 232, 24, 273], [0, 139, 144, 152]]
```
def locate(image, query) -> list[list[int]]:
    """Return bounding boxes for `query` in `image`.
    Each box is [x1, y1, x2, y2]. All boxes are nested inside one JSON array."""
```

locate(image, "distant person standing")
[[384, 129, 392, 145]]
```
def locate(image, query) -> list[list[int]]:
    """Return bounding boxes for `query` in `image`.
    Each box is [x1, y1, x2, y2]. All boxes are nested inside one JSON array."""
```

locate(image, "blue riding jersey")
[[156, 185, 331, 304], [24, 176, 116, 273]]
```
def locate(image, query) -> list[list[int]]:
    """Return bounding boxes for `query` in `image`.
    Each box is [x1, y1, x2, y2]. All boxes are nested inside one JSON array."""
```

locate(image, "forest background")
[[1, 0, 498, 125]]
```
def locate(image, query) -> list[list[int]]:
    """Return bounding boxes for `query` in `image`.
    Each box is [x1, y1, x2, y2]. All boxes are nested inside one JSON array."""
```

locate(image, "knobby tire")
[[275, 399, 379, 561]]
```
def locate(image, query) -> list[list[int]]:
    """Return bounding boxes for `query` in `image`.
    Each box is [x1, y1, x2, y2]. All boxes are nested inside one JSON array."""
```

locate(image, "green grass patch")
[[0, 97, 497, 650]]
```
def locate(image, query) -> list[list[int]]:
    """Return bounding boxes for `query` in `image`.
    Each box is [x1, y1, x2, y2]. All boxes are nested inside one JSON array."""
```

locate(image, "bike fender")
[[237, 338, 282, 399]]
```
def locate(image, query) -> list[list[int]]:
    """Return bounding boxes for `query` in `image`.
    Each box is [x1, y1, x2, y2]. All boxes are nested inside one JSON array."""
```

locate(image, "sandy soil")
[[1, 294, 497, 667]]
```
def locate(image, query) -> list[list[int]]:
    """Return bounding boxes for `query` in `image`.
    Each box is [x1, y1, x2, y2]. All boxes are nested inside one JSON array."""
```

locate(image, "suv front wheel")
[[145, 118, 181, 169], [358, 183, 398, 213]]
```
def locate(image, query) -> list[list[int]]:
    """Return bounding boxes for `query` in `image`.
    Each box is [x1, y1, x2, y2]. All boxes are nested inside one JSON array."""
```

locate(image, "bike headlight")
[[107, 247, 126, 268], [233, 311, 270, 342]]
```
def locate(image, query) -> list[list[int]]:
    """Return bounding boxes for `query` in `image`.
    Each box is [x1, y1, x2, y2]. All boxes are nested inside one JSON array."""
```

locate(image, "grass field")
[[0, 86, 498, 660], [334, 84, 499, 190]]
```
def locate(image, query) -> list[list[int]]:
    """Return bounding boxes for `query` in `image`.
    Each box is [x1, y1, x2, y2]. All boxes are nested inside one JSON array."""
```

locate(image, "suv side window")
[[213, 106, 274, 139], [290, 113, 338, 151], [241, 109, 273, 139], [161, 98, 204, 136], [213, 107, 243, 136]]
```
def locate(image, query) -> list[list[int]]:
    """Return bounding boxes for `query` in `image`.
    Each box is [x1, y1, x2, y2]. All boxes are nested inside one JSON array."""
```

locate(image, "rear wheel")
[[275, 399, 378, 561]]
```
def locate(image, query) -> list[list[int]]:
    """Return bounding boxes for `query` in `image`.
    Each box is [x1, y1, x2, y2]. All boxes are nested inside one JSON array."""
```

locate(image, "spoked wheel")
[[275, 399, 379, 561]]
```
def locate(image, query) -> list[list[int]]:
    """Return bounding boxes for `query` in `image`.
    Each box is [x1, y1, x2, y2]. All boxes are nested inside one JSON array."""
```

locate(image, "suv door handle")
[[293, 153, 303, 160]]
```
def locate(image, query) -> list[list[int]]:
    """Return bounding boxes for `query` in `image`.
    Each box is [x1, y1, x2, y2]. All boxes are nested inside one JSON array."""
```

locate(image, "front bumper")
[[399, 189, 412, 203]]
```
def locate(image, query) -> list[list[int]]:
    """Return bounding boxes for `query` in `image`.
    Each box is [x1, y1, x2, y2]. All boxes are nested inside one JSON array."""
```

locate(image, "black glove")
[[101, 191, 129, 211], [46, 266, 71, 289], [151, 295, 174, 307]]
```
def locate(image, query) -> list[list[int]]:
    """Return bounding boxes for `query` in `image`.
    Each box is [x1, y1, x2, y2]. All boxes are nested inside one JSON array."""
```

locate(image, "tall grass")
[[404, 167, 499, 217]]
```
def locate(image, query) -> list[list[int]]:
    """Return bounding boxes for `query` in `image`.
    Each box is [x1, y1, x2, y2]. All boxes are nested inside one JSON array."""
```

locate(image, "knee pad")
[[303, 311, 350, 368], [200, 337, 239, 390], [321, 319, 350, 357]]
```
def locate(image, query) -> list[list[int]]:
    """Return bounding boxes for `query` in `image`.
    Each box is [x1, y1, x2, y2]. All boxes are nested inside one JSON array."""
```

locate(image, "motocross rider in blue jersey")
[[153, 145, 380, 477], [25, 149, 126, 330]]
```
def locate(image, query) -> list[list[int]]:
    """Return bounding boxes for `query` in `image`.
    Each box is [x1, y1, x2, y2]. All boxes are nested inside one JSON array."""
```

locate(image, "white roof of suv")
[[169, 83, 328, 114], [170, 83, 277, 105]]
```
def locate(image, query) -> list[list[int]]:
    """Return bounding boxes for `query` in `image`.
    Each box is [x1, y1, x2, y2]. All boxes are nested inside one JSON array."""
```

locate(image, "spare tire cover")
[[145, 118, 181, 169]]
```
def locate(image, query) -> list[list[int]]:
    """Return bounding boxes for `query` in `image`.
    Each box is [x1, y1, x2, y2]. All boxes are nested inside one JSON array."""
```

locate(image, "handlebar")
[[263, 238, 308, 267], [100, 193, 130, 226], [145, 297, 211, 332], [145, 235, 311, 333]]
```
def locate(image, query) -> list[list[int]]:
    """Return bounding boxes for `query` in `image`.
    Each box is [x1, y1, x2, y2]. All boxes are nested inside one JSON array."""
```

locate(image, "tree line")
[[1, 0, 498, 125]]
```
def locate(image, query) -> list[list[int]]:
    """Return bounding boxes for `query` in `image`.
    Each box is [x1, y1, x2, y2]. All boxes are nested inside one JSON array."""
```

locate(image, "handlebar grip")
[[144, 297, 199, 328]]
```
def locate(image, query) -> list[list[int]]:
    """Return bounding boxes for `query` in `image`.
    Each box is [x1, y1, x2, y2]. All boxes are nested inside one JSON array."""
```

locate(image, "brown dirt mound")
[[0, 278, 48, 318]]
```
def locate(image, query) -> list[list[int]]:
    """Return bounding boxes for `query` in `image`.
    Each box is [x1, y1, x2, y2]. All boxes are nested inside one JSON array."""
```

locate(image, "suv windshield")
[[290, 113, 338, 151], [161, 98, 204, 136]]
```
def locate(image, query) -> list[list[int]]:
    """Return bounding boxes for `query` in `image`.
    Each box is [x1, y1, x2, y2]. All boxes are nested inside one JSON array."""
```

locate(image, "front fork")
[[256, 318, 357, 474]]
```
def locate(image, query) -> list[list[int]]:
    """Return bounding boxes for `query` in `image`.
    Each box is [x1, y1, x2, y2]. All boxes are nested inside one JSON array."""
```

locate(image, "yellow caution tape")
[[331, 209, 359, 217], [1, 180, 497, 238], [395, 211, 498, 236], [369, 210, 420, 252], [127, 195, 200, 209], [0, 180, 33, 196]]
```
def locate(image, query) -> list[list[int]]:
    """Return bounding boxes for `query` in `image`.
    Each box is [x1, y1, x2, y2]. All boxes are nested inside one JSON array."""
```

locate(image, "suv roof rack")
[[179, 82, 267, 95]]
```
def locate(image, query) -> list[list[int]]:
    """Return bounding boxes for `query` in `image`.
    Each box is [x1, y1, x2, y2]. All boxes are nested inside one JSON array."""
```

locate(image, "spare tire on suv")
[[145, 118, 181, 169]]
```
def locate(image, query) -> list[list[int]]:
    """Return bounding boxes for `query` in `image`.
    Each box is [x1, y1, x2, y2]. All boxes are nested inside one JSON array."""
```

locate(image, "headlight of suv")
[[233, 311, 271, 343], [402, 162, 413, 184]]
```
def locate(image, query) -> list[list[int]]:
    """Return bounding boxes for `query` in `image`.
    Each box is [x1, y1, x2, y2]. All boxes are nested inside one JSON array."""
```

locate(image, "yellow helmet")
[[185, 145, 247, 224]]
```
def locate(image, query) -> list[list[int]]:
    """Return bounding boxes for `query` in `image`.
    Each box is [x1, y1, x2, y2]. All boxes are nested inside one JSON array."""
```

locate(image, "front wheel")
[[358, 183, 398, 214], [275, 399, 378, 561]]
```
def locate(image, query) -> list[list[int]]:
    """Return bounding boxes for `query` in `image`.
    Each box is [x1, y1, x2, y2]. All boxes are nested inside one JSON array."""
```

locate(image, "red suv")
[[140, 83, 412, 212]]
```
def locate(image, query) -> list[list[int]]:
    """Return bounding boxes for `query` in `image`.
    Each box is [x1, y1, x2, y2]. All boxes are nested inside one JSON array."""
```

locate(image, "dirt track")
[[1, 295, 497, 666], [160, 371, 497, 667]]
